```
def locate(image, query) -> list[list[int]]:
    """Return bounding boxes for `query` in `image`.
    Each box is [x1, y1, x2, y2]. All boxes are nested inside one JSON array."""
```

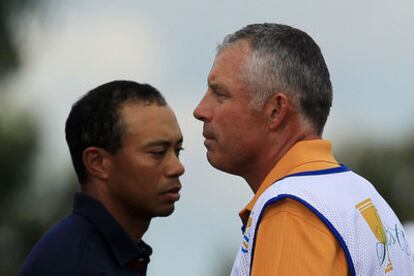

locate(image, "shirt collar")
[[73, 193, 152, 267], [239, 139, 338, 223]]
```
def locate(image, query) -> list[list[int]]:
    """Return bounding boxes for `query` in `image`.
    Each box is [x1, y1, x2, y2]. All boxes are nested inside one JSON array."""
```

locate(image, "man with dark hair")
[[194, 23, 414, 275], [20, 80, 185, 275]]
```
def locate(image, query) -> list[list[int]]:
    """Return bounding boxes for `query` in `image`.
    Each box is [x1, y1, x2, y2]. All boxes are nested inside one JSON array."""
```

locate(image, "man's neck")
[[82, 185, 150, 242], [112, 212, 150, 242], [245, 133, 320, 193]]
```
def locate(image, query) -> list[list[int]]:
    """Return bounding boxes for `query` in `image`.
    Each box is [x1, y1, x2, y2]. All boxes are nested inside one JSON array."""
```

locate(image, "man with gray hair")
[[194, 23, 413, 275]]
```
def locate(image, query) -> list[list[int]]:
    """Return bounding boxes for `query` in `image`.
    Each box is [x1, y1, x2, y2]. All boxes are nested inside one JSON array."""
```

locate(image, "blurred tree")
[[0, 0, 68, 274], [336, 134, 414, 222], [0, 0, 37, 80], [0, 113, 42, 275]]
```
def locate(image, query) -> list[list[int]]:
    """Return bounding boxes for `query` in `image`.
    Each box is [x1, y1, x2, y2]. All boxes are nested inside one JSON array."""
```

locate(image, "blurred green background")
[[1, 1, 413, 275], [0, 1, 75, 274]]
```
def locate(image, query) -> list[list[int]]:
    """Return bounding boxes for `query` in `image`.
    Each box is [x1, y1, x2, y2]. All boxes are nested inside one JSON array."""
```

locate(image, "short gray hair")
[[217, 23, 332, 135]]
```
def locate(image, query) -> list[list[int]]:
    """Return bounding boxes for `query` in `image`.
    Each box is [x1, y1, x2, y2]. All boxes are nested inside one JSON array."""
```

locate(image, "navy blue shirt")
[[20, 193, 152, 275]]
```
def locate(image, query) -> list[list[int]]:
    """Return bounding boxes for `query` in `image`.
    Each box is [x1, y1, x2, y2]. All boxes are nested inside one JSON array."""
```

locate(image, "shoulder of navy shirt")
[[19, 193, 152, 275]]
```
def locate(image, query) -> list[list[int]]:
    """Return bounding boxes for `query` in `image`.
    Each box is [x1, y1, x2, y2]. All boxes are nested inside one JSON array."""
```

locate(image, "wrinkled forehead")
[[217, 37, 252, 55], [210, 41, 251, 78], [208, 42, 254, 100], [120, 102, 182, 141]]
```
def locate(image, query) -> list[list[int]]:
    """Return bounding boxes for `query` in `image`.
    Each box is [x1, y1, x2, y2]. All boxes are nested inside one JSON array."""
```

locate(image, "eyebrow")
[[208, 81, 219, 89], [208, 81, 229, 95], [144, 137, 184, 148]]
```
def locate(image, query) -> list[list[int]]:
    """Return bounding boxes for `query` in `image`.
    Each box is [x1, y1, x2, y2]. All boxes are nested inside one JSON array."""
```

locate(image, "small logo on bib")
[[356, 198, 393, 273], [241, 216, 253, 253]]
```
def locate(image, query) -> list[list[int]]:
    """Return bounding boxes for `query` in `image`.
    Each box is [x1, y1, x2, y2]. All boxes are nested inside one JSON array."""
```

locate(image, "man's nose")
[[193, 94, 211, 122], [166, 153, 185, 177]]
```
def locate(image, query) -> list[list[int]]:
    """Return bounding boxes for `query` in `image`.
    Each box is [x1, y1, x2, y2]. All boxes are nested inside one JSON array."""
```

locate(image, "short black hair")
[[65, 80, 167, 184]]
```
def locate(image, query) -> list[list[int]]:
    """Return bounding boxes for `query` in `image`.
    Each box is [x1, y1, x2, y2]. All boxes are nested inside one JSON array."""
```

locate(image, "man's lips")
[[203, 138, 214, 148], [203, 126, 216, 149], [202, 132, 216, 149], [202, 125, 215, 140], [165, 185, 181, 194], [161, 185, 181, 202], [202, 132, 215, 140]]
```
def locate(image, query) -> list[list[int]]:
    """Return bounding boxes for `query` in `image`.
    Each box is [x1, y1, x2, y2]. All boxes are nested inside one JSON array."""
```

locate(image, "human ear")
[[266, 93, 289, 130], [82, 147, 111, 181]]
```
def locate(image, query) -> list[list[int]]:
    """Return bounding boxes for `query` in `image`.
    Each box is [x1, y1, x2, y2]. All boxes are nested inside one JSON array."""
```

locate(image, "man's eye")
[[212, 90, 228, 102], [175, 147, 184, 156], [213, 90, 225, 97], [151, 151, 166, 158]]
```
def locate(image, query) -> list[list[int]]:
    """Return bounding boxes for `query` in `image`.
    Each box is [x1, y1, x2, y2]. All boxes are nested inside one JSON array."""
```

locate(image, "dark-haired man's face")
[[105, 103, 185, 220]]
